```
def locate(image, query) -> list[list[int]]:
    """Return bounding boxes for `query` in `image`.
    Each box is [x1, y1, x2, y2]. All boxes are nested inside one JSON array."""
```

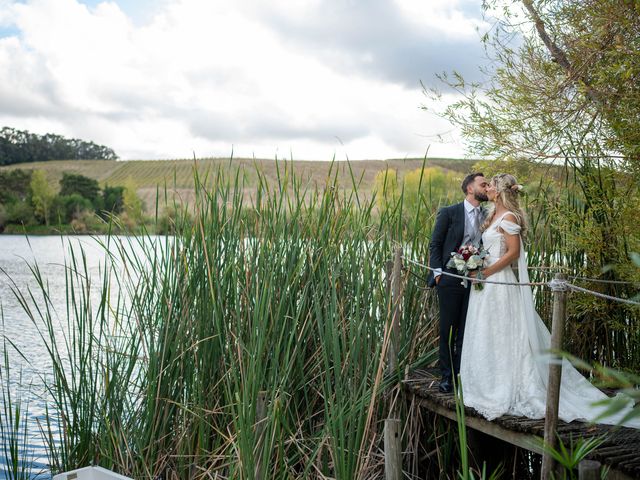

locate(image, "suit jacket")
[[427, 202, 467, 287]]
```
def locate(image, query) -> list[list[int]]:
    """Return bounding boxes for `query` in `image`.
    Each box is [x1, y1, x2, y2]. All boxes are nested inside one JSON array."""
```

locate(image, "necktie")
[[473, 208, 481, 230]]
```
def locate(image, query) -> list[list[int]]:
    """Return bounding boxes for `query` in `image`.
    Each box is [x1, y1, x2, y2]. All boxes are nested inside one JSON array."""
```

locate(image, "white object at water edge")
[[53, 466, 133, 480]]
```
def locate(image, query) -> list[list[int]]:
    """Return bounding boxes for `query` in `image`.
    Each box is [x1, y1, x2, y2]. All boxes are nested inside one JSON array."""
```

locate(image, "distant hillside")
[[0, 157, 478, 208]]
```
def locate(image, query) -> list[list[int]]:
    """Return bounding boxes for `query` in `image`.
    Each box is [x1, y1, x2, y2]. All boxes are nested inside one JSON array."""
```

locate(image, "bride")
[[459, 173, 640, 428]]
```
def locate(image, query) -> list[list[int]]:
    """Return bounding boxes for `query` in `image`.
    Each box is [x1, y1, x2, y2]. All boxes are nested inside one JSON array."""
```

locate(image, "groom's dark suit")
[[428, 201, 484, 387]]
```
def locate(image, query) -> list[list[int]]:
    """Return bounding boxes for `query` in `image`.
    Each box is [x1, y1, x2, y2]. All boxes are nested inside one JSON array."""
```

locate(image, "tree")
[[5, 201, 35, 226], [426, 0, 640, 368], [518, 0, 640, 169], [403, 167, 459, 205], [102, 185, 125, 216], [429, 0, 639, 173], [122, 178, 145, 226], [0, 126, 118, 165], [0, 169, 33, 203], [59, 173, 101, 206], [30, 170, 56, 225]]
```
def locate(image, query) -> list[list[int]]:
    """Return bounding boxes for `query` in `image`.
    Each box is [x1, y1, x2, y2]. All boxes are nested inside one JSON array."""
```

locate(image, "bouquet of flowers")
[[446, 244, 489, 290]]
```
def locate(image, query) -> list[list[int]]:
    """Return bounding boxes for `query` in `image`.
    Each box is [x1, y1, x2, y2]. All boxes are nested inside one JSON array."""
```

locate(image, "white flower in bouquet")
[[453, 257, 467, 270], [467, 255, 483, 270]]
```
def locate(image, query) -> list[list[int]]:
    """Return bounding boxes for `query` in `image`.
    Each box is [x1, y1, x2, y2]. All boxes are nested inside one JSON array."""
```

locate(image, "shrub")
[[5, 201, 36, 226], [102, 185, 125, 216], [0, 203, 6, 231], [59, 173, 100, 206], [70, 209, 103, 234], [51, 194, 94, 224]]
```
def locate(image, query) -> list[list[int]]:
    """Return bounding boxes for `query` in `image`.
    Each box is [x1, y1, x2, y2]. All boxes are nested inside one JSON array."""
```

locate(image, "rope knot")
[[548, 278, 569, 292]]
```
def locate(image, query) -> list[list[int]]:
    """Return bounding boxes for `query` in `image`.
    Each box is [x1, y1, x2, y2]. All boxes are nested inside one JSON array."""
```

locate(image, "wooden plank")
[[410, 393, 544, 454], [578, 460, 600, 480], [408, 391, 638, 480], [601, 470, 636, 480], [605, 453, 640, 463], [403, 371, 640, 480]]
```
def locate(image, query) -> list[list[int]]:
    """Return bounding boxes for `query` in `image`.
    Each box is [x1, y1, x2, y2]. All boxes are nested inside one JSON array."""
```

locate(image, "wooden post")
[[255, 391, 267, 480], [384, 418, 401, 480], [388, 246, 402, 377], [385, 259, 394, 299], [384, 247, 403, 480], [541, 273, 568, 480], [578, 460, 601, 480]]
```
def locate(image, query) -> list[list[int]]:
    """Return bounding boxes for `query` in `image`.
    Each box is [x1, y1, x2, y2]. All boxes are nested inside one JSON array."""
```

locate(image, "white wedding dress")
[[460, 212, 640, 428]]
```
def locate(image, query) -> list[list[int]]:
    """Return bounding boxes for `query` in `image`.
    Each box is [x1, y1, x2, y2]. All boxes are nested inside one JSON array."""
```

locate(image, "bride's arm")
[[482, 214, 521, 278]]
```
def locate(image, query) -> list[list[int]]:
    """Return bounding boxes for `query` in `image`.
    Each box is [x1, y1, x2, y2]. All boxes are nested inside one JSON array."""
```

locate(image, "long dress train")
[[460, 212, 640, 428]]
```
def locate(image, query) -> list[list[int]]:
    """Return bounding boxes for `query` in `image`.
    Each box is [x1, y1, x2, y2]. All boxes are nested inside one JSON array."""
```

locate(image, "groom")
[[428, 173, 488, 393]]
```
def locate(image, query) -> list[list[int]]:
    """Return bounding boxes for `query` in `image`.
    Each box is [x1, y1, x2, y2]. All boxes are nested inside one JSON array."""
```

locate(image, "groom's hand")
[[435, 275, 441, 285]]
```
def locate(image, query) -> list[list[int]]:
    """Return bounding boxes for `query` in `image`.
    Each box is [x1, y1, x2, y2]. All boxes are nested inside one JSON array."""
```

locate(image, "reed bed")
[[2, 161, 442, 479], [2, 159, 637, 479]]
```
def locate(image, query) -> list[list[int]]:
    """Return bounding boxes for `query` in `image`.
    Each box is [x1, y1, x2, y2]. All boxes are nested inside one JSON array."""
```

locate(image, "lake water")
[[0, 235, 156, 479]]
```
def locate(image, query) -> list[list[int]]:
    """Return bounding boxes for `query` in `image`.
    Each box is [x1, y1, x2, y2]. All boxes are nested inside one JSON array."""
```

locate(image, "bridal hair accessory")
[[494, 174, 521, 194]]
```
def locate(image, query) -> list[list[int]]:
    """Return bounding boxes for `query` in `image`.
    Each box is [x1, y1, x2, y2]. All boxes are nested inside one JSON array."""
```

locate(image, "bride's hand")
[[479, 267, 493, 278], [470, 269, 490, 284]]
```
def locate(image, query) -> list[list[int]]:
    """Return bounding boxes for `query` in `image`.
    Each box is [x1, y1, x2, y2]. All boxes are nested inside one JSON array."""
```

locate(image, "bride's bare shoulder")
[[502, 212, 518, 223], [497, 212, 521, 236]]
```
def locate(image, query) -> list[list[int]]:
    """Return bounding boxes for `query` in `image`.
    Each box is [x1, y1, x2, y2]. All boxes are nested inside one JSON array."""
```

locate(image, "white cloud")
[[394, 0, 487, 38], [0, 0, 485, 160]]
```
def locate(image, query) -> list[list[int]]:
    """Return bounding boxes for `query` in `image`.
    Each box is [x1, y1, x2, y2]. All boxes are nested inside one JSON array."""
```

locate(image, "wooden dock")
[[402, 369, 640, 480]]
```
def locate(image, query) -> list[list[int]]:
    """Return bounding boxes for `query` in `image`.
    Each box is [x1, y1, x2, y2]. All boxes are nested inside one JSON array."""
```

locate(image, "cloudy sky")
[[0, 0, 489, 160]]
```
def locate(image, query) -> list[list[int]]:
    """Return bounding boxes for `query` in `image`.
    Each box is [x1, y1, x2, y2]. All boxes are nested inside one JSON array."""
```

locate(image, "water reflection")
[[0, 235, 164, 479]]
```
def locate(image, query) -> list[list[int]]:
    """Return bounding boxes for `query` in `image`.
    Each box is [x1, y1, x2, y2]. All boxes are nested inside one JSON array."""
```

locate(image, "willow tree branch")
[[520, 0, 601, 104]]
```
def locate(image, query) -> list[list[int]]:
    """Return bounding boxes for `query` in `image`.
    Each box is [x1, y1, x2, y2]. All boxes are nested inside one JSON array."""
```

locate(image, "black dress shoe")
[[438, 377, 453, 393]]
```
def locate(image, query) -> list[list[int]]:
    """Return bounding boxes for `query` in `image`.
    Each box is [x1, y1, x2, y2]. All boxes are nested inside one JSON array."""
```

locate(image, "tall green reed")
[[0, 341, 33, 480], [5, 160, 439, 479]]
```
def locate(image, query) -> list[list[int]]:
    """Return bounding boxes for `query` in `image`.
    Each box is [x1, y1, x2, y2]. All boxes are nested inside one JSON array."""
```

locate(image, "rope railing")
[[388, 250, 639, 480], [401, 256, 640, 306], [403, 256, 551, 288], [569, 276, 639, 286], [564, 283, 640, 306], [533, 268, 639, 286], [464, 264, 638, 286]]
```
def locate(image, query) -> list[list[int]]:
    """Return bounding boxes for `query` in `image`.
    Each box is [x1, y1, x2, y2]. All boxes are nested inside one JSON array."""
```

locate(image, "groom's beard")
[[475, 192, 489, 202]]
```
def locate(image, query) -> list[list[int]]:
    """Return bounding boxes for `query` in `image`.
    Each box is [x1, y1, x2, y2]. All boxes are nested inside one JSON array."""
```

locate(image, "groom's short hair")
[[461, 172, 484, 194]]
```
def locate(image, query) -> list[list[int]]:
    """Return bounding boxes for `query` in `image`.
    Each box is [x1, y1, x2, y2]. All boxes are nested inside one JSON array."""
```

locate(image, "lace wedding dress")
[[460, 212, 640, 428]]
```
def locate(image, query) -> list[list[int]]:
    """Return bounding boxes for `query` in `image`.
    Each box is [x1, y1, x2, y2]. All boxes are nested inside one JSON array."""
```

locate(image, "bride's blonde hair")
[[482, 173, 528, 237]]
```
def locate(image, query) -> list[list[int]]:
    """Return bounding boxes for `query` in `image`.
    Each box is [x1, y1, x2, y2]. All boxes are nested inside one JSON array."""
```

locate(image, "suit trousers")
[[437, 280, 471, 381]]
